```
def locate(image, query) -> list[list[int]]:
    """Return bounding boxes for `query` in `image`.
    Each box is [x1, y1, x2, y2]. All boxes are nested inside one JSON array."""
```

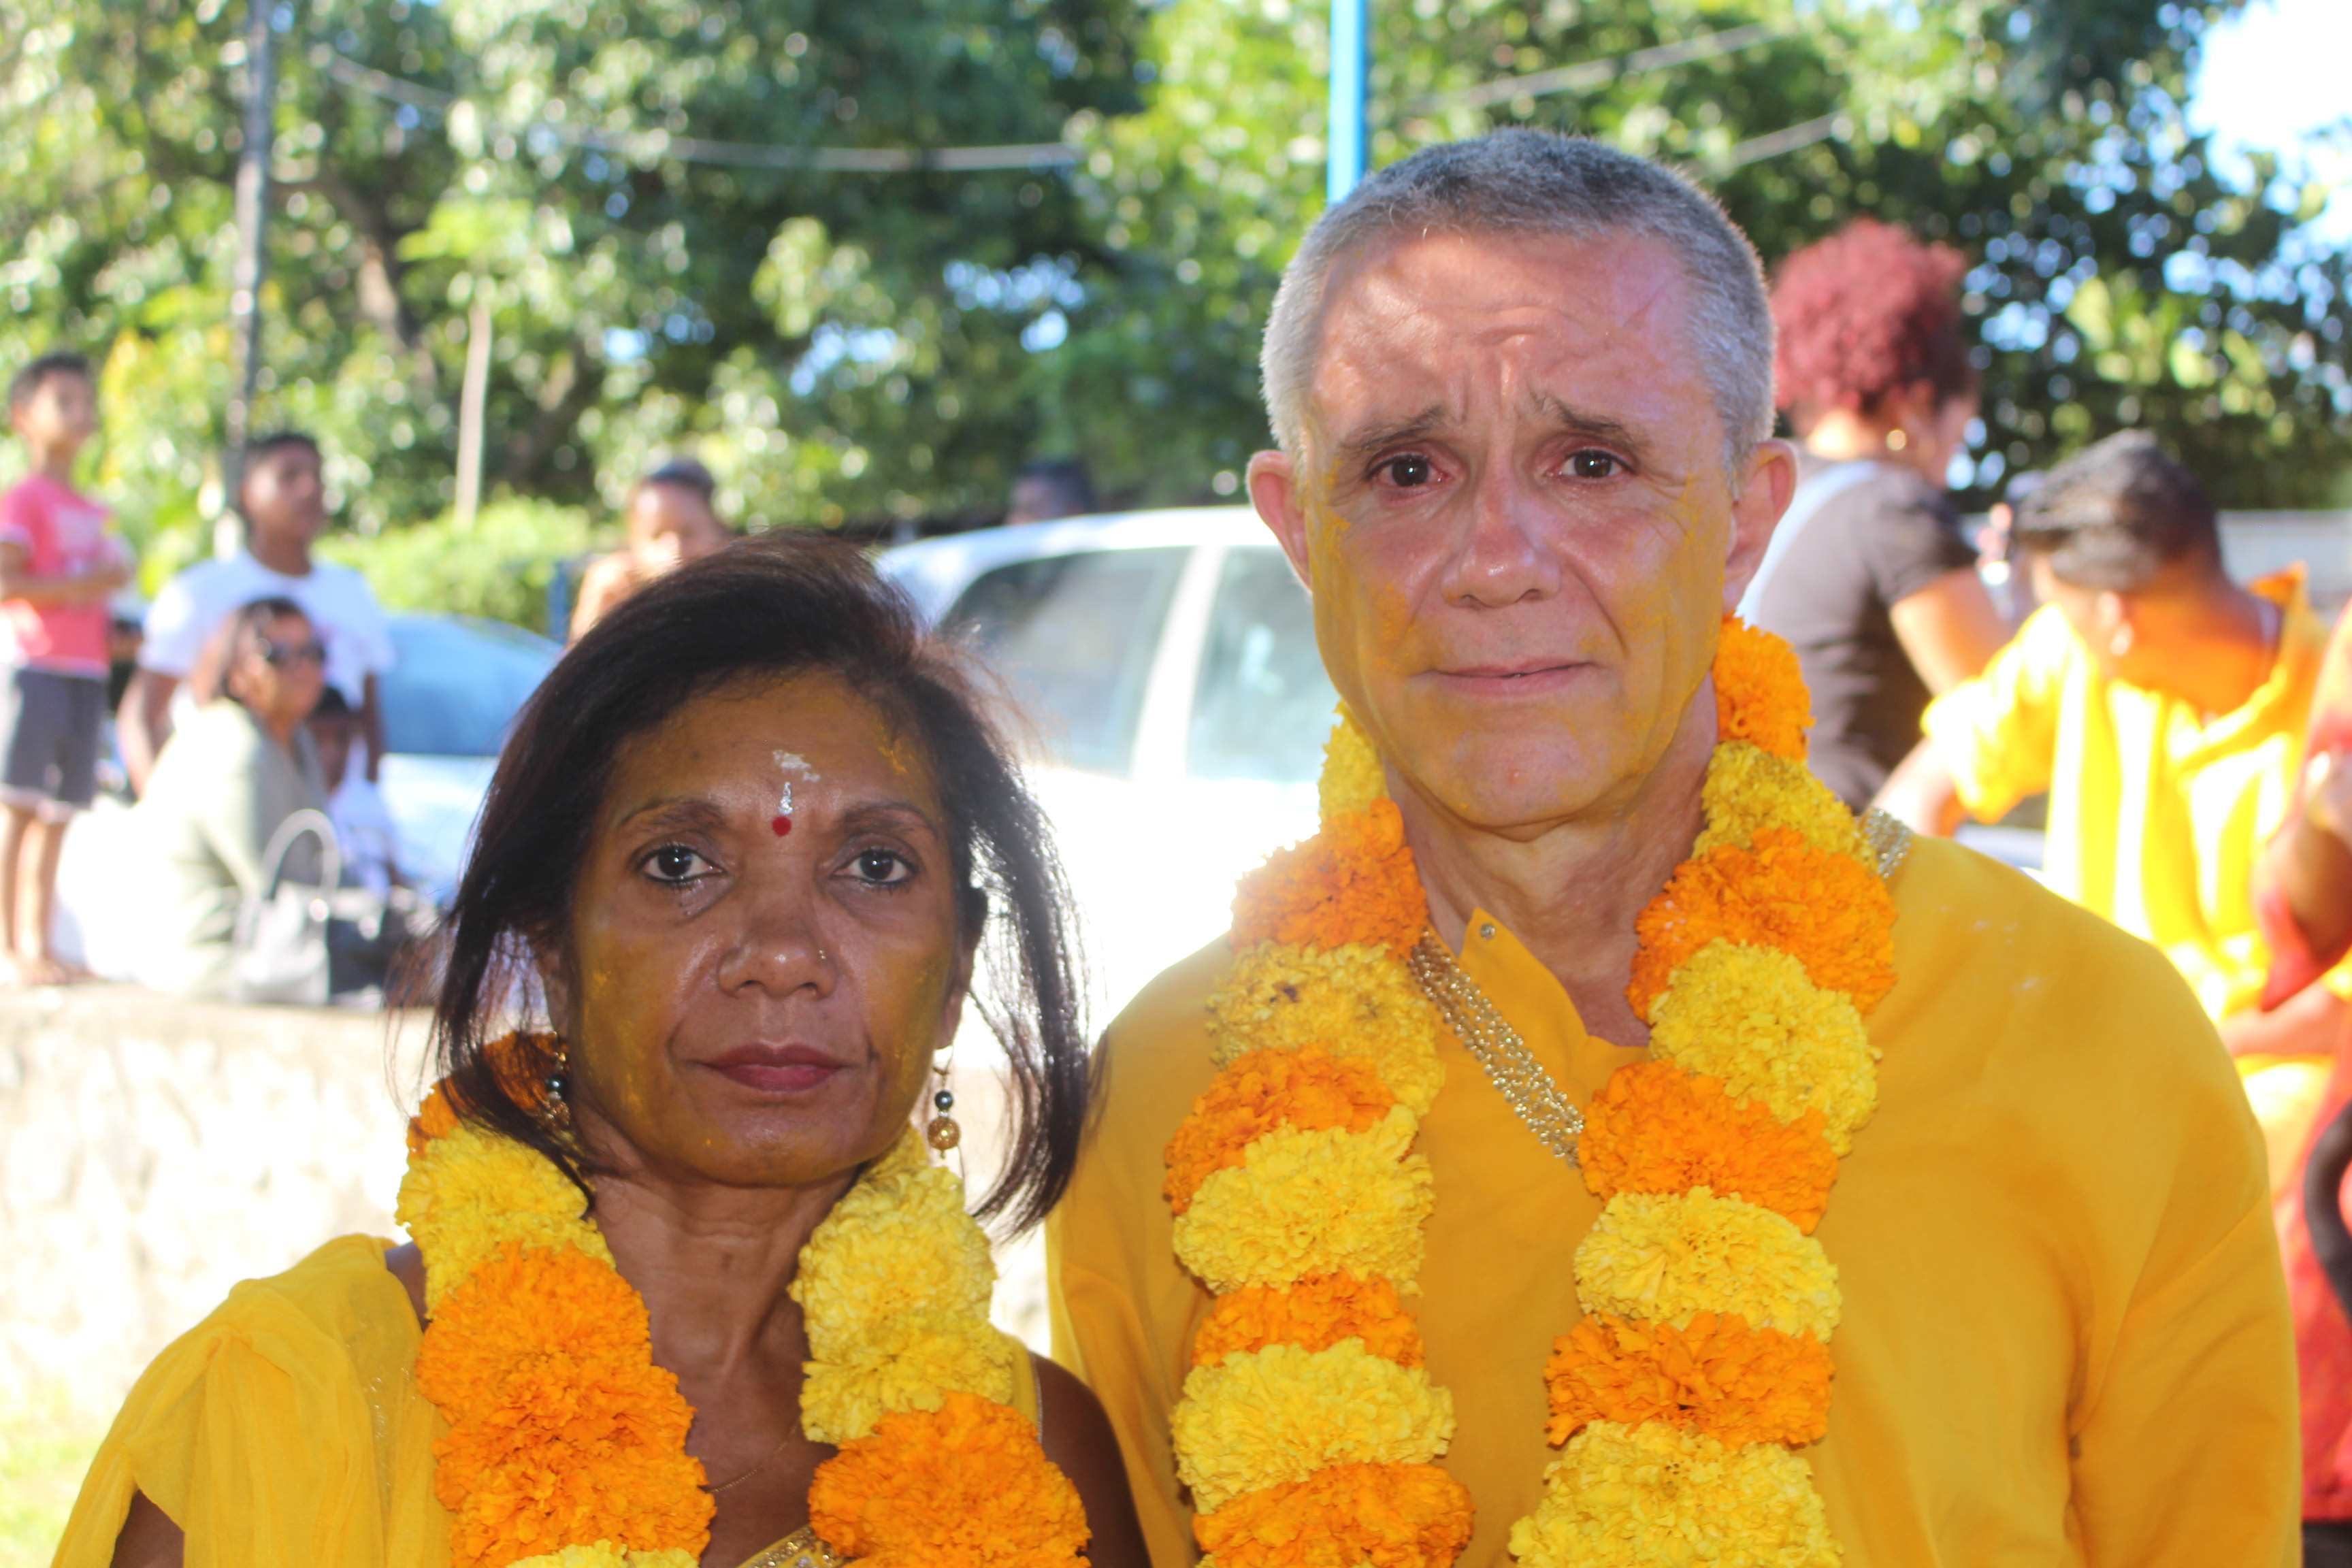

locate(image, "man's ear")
[[1722, 438, 1799, 612], [1248, 448, 1314, 590], [2100, 591, 2136, 657]]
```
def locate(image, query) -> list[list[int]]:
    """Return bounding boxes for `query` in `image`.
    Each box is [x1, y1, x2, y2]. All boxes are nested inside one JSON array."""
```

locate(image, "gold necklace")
[[702, 1425, 796, 1494]]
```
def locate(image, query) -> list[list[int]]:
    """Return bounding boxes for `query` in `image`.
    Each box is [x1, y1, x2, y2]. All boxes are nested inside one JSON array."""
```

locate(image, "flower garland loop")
[[401, 1054, 1088, 1568], [1166, 619, 1893, 1568]]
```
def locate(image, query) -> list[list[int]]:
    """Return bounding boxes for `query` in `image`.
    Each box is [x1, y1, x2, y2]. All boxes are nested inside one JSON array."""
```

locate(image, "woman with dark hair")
[[63, 538, 1149, 1568], [1744, 218, 2010, 809], [133, 593, 332, 996]]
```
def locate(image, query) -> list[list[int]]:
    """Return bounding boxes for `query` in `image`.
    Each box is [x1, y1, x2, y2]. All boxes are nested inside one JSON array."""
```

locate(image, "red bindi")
[[771, 815, 792, 836]]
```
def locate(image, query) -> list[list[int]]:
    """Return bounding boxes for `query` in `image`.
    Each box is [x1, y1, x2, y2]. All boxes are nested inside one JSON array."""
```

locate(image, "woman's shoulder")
[[142, 1235, 421, 1383]]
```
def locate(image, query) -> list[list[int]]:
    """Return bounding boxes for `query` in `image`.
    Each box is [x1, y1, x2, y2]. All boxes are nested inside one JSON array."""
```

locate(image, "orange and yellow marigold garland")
[[1170, 618, 1895, 1568], [401, 1045, 1088, 1568]]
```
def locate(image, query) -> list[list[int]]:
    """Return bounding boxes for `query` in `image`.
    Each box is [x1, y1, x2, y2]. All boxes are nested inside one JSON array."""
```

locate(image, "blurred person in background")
[[568, 456, 731, 640], [120, 431, 394, 796], [1977, 468, 2047, 630], [1879, 431, 2328, 1046], [1004, 456, 1097, 525], [308, 686, 400, 897], [134, 596, 331, 998], [1743, 219, 2008, 809], [0, 350, 133, 984], [2245, 602, 2352, 1565]]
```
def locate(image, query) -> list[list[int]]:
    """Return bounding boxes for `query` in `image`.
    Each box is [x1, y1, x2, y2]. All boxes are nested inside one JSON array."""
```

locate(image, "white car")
[[883, 508, 1335, 1036]]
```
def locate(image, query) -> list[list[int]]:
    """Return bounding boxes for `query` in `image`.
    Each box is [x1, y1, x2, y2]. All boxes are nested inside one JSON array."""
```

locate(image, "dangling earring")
[[542, 1037, 574, 1130], [1885, 428, 1910, 452], [926, 1058, 961, 1152]]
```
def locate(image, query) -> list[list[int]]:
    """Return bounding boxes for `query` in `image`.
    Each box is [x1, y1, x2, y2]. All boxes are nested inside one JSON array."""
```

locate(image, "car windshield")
[[380, 617, 559, 757]]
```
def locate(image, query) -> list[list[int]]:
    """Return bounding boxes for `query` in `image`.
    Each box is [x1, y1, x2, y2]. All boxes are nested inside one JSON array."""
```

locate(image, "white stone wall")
[[0, 990, 427, 1418]]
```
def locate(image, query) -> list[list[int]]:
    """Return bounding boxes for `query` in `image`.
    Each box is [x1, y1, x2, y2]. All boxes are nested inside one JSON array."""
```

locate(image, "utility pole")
[[222, 0, 276, 545], [453, 286, 493, 529], [1328, 0, 1368, 202]]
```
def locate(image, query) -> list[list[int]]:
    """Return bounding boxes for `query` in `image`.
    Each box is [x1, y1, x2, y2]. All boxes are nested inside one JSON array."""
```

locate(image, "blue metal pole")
[[1328, 0, 1368, 202]]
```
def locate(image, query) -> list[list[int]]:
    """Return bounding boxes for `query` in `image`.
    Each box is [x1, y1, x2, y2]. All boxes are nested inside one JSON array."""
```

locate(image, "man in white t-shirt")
[[118, 433, 396, 796]]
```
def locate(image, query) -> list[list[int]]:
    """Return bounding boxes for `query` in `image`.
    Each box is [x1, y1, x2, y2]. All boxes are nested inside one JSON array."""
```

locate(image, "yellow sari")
[[54, 1235, 1040, 1567]]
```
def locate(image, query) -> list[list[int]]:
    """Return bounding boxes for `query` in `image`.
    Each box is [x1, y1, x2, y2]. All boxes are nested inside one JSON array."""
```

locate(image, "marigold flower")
[[409, 1083, 460, 1155], [809, 1390, 1090, 1568], [419, 1242, 713, 1567], [1173, 1341, 1456, 1512], [1693, 741, 1866, 863], [1194, 1462, 1473, 1568], [1627, 829, 1896, 1021], [1712, 616, 1812, 762], [1578, 1062, 1838, 1232], [1319, 704, 1389, 824], [1575, 1188, 1840, 1341], [1166, 1047, 1398, 1214], [1231, 801, 1427, 959], [1543, 1311, 1832, 1448], [1192, 1273, 1426, 1368], [399, 1122, 611, 1311], [1507, 1420, 1837, 1568], [1646, 941, 1879, 1154], [1175, 1110, 1433, 1294], [1209, 944, 1446, 1114]]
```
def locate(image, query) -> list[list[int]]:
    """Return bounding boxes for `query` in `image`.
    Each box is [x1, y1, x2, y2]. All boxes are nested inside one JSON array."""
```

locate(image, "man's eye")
[[1379, 455, 1435, 488], [643, 845, 713, 884], [853, 847, 913, 885], [1568, 450, 1621, 479]]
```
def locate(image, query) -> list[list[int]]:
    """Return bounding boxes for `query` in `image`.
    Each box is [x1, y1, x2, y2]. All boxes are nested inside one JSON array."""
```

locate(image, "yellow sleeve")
[[1923, 604, 2075, 821], [2061, 964, 2300, 1565], [1048, 943, 1230, 1568], [51, 1235, 444, 1568]]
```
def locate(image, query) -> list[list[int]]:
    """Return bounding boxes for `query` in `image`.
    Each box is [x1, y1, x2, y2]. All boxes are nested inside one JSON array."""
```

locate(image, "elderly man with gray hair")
[[1048, 131, 2294, 1568]]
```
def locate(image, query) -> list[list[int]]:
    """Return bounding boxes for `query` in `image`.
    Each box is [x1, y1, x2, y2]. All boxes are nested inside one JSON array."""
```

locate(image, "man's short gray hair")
[[1261, 130, 1776, 482]]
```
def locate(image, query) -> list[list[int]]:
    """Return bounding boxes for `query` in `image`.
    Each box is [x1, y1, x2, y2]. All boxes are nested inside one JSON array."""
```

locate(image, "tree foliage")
[[0, 0, 2344, 587]]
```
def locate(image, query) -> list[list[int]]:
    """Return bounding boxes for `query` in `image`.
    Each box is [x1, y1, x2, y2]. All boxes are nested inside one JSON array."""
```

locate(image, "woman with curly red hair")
[[1743, 218, 2008, 808]]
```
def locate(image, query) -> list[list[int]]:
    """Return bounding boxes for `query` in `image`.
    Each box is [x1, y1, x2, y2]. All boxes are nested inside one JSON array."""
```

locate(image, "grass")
[[0, 1389, 103, 1568]]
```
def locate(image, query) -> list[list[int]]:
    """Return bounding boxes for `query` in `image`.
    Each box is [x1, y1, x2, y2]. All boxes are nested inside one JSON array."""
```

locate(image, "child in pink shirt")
[[0, 352, 131, 984]]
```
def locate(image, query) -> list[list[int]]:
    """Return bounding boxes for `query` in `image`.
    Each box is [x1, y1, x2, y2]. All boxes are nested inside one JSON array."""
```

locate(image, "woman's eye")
[[1378, 454, 1435, 489], [642, 845, 714, 884], [851, 847, 913, 885], [1567, 449, 1621, 479]]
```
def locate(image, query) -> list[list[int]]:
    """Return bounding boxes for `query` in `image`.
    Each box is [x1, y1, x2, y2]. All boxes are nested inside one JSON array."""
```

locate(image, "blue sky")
[[2189, 0, 2351, 235]]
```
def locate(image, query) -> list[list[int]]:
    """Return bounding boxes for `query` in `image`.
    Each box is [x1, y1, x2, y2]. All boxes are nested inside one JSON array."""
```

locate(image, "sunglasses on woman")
[[258, 638, 329, 667]]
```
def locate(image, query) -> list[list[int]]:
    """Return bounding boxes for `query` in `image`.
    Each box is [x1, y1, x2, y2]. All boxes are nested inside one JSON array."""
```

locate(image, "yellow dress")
[[53, 1234, 1041, 1567], [1048, 836, 2300, 1568], [1922, 570, 2323, 1021]]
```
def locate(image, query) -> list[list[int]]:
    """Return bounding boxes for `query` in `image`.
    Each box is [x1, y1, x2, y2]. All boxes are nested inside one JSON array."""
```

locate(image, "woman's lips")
[[702, 1043, 847, 1094]]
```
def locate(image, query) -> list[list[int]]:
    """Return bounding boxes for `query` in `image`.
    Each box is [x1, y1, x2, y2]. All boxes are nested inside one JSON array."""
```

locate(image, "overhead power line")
[[1407, 22, 1788, 114], [323, 52, 1079, 172]]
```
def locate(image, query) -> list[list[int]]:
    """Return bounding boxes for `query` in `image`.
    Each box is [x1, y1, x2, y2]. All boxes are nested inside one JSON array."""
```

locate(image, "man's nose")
[[1441, 461, 1560, 609]]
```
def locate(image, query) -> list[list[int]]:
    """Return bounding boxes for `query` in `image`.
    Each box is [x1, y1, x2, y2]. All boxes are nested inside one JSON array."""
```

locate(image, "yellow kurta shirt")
[[1922, 572, 2323, 1019], [1049, 837, 2299, 1568], [55, 1235, 1043, 1566]]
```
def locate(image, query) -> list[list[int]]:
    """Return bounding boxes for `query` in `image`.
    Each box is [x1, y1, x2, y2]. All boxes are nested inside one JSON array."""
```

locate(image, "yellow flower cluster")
[[1647, 941, 1877, 1154], [1516, 617, 1889, 1568], [1170, 704, 1471, 1568], [1175, 1111, 1435, 1294], [404, 1083, 1085, 1568], [1173, 1340, 1458, 1512], [792, 1130, 1015, 1444], [1209, 942, 1447, 1114], [1574, 1188, 1841, 1341], [1508, 1422, 1836, 1568]]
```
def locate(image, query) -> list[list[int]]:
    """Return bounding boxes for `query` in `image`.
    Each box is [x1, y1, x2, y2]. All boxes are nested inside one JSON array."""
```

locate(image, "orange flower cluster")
[[1625, 828, 1897, 1021], [1230, 801, 1427, 959], [1164, 1047, 1397, 1213], [1191, 1273, 1426, 1368], [1578, 1062, 1837, 1233], [404, 1033, 561, 1155], [809, 1391, 1090, 1568], [1194, 1462, 1475, 1568], [408, 1082, 459, 1156], [418, 1241, 713, 1567], [1543, 1312, 1832, 1449], [1712, 614, 1812, 761]]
